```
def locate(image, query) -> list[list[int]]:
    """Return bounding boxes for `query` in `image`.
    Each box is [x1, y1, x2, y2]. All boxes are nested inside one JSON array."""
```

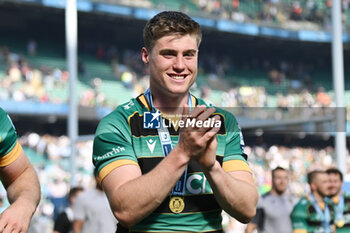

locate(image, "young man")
[[291, 170, 335, 233], [245, 167, 297, 233], [326, 168, 350, 233], [92, 11, 258, 233], [0, 107, 41, 232]]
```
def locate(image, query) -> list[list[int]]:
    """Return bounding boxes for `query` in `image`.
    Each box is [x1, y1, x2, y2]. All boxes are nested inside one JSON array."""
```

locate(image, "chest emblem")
[[146, 139, 157, 153]]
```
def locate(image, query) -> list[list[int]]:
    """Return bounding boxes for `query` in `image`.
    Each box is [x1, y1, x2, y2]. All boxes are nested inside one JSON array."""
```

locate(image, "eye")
[[184, 51, 197, 59], [160, 50, 176, 58], [163, 54, 175, 59]]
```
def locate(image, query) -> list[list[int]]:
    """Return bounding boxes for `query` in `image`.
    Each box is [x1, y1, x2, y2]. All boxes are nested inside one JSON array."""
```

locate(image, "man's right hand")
[[177, 104, 220, 163]]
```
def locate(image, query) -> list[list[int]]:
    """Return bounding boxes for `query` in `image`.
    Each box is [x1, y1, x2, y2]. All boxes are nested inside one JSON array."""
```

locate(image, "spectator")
[[72, 169, 117, 233], [290, 1, 303, 21], [245, 167, 298, 233], [232, 0, 240, 11], [27, 39, 37, 56], [54, 187, 84, 233]]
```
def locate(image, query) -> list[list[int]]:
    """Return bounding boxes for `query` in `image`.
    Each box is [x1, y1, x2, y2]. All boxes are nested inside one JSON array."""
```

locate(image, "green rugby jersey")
[[331, 193, 350, 233], [93, 93, 251, 233], [291, 196, 335, 233], [0, 107, 22, 166]]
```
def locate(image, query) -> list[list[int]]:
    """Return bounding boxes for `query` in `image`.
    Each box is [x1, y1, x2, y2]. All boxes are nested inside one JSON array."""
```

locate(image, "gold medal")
[[169, 196, 185, 213], [336, 219, 345, 228]]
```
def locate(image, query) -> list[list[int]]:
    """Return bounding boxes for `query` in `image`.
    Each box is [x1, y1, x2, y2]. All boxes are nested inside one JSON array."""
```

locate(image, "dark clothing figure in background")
[[54, 187, 84, 233]]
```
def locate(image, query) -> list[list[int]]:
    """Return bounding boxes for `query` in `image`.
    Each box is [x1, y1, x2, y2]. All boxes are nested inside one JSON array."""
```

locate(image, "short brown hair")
[[143, 11, 202, 51], [272, 166, 287, 178], [326, 167, 343, 181], [307, 170, 326, 185]]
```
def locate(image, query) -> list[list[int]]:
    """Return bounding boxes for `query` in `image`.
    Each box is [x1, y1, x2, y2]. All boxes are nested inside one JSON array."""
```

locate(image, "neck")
[[271, 188, 285, 196], [312, 191, 325, 203], [150, 88, 189, 115], [330, 190, 342, 199]]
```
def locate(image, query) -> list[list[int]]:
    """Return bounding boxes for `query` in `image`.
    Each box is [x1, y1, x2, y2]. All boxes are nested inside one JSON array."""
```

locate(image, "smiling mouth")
[[168, 74, 187, 80]]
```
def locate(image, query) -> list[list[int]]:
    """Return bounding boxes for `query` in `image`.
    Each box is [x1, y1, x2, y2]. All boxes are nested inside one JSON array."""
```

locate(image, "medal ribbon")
[[336, 193, 345, 223], [144, 89, 193, 196], [309, 194, 331, 233]]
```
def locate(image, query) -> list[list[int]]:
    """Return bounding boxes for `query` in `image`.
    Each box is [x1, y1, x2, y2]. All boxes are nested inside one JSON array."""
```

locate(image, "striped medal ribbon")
[[144, 89, 193, 213]]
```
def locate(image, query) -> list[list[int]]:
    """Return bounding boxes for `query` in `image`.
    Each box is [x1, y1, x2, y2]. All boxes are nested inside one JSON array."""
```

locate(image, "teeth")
[[171, 76, 185, 80]]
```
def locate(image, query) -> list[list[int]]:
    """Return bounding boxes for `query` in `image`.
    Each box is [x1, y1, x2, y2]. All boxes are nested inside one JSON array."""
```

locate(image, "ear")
[[310, 183, 316, 192], [142, 47, 150, 64]]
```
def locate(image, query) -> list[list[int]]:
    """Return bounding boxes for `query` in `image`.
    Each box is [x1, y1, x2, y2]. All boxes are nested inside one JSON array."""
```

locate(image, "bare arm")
[[196, 130, 258, 223], [73, 220, 84, 233], [0, 149, 41, 233], [102, 145, 190, 227], [245, 222, 258, 233], [203, 160, 258, 222]]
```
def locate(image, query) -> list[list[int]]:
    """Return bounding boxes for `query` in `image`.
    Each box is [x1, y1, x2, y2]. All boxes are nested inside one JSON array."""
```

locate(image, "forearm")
[[107, 146, 189, 227], [203, 161, 258, 223], [73, 220, 83, 233], [6, 164, 40, 215], [245, 223, 257, 233]]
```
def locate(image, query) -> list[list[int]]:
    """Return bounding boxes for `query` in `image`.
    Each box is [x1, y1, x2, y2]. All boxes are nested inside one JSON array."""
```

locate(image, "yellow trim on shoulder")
[[139, 94, 151, 111], [0, 141, 22, 167], [293, 229, 307, 233], [99, 159, 139, 181], [222, 159, 251, 173], [128, 111, 141, 135]]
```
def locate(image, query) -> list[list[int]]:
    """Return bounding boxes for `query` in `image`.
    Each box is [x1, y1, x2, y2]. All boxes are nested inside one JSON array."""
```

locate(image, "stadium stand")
[[1, 37, 348, 108], [0, 1, 349, 232]]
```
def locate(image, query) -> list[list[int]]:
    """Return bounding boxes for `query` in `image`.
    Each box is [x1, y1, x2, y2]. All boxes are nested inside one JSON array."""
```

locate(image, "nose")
[[173, 55, 185, 72]]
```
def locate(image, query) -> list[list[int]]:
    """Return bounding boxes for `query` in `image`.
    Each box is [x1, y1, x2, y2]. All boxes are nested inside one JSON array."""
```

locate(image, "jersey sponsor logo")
[[94, 146, 126, 161], [143, 110, 161, 129], [146, 139, 157, 153], [186, 173, 212, 194]]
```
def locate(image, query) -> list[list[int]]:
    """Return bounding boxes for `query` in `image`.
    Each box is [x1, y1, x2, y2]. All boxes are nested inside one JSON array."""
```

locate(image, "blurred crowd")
[[14, 133, 95, 233], [194, 0, 350, 31], [204, 86, 334, 108], [0, 45, 69, 104], [1, 41, 348, 113], [102, 0, 350, 31]]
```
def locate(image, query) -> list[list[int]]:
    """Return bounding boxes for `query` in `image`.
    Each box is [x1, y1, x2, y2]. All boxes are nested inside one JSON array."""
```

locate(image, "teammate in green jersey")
[[0, 107, 40, 232], [291, 170, 335, 233], [326, 168, 350, 233], [93, 11, 258, 233]]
